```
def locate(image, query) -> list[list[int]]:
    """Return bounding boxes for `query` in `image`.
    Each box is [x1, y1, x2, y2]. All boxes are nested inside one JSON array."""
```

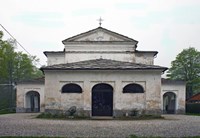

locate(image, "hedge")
[[186, 103, 200, 113]]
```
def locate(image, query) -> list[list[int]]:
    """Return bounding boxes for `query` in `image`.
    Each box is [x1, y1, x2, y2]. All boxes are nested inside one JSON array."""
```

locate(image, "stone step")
[[91, 116, 113, 120]]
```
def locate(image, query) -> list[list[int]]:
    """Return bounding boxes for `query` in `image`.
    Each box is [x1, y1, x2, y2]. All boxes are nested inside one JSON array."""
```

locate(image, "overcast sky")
[[1, 0, 200, 73]]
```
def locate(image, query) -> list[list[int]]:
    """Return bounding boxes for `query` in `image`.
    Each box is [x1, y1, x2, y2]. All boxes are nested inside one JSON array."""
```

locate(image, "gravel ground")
[[0, 113, 200, 138]]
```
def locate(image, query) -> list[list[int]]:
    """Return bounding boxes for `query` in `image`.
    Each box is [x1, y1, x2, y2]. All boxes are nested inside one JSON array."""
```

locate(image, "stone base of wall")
[[45, 109, 162, 117], [17, 107, 184, 115], [16, 107, 26, 113], [16, 107, 40, 113], [17, 107, 165, 116], [176, 109, 185, 114], [45, 109, 63, 114], [113, 109, 162, 117], [26, 108, 40, 112], [45, 109, 90, 117], [145, 109, 162, 115], [162, 109, 185, 114]]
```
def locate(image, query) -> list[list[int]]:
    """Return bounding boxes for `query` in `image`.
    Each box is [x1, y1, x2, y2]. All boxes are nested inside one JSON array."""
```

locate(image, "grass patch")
[[0, 136, 67, 138], [128, 134, 200, 138], [1, 136, 200, 138], [0, 108, 15, 115], [128, 135, 162, 138], [186, 113, 200, 116]]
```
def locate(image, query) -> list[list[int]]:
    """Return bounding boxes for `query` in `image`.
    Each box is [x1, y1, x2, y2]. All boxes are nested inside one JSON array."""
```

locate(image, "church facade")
[[16, 27, 186, 116]]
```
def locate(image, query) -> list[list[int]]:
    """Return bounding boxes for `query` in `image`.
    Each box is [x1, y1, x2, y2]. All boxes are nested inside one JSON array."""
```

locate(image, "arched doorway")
[[163, 92, 176, 114], [92, 83, 113, 116], [26, 91, 40, 112]]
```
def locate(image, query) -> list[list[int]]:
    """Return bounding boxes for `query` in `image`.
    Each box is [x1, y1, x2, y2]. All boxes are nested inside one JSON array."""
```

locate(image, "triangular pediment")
[[62, 27, 138, 43]]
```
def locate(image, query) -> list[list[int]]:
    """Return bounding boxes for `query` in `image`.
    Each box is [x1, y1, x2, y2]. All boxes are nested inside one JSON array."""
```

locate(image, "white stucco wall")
[[64, 43, 136, 63], [65, 44, 135, 52], [161, 83, 186, 113], [16, 83, 45, 112], [16, 27, 184, 116], [44, 70, 162, 115], [135, 53, 155, 65], [45, 32, 155, 65], [46, 53, 65, 66], [47, 51, 155, 65], [74, 31, 124, 41], [65, 52, 135, 63]]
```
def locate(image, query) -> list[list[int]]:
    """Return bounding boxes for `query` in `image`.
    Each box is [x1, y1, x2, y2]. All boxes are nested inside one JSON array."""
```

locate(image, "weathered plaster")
[[161, 83, 186, 114], [16, 27, 186, 116], [16, 83, 44, 112], [44, 70, 163, 116]]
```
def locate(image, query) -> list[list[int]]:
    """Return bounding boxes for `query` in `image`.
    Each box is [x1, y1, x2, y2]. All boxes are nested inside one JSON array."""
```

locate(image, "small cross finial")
[[97, 17, 103, 27]]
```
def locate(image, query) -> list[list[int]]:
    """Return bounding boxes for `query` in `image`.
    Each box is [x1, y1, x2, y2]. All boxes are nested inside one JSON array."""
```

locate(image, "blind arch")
[[123, 83, 144, 93], [61, 83, 82, 93]]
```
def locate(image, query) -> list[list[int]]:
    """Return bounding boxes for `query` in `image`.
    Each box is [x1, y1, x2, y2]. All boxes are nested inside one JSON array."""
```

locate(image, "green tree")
[[0, 30, 43, 111], [167, 47, 200, 99], [12, 52, 43, 82], [0, 37, 15, 83], [0, 30, 43, 83]]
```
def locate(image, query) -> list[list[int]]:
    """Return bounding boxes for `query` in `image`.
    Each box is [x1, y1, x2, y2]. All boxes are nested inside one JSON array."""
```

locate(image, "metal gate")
[[92, 83, 113, 116]]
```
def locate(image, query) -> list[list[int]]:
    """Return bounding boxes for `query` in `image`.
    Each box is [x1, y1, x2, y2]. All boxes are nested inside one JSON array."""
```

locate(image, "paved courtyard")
[[0, 113, 199, 138]]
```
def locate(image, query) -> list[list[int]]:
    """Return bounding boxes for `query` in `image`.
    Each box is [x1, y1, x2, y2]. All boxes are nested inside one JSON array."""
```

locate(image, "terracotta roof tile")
[[187, 93, 200, 102]]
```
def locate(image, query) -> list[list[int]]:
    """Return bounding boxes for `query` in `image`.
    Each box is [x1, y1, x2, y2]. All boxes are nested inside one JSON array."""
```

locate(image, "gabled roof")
[[62, 27, 138, 44], [43, 51, 64, 57], [17, 77, 45, 84], [161, 78, 185, 85], [187, 93, 200, 102], [41, 59, 167, 72], [135, 50, 158, 57]]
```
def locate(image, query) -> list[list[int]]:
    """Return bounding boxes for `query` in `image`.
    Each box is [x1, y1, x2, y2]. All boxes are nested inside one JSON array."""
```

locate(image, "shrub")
[[0, 108, 15, 115]]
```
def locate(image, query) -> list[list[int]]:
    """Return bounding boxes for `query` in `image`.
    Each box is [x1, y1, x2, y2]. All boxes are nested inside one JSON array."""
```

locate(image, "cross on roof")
[[97, 17, 103, 27]]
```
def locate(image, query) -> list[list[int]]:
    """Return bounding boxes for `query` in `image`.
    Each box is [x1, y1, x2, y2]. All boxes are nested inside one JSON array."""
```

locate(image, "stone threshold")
[[91, 116, 113, 120]]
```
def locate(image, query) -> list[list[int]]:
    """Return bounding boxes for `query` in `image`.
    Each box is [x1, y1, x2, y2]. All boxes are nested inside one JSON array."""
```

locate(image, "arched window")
[[61, 83, 82, 93], [123, 83, 144, 93]]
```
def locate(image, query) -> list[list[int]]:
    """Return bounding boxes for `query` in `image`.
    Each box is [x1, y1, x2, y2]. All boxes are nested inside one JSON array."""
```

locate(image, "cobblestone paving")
[[0, 113, 200, 138]]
